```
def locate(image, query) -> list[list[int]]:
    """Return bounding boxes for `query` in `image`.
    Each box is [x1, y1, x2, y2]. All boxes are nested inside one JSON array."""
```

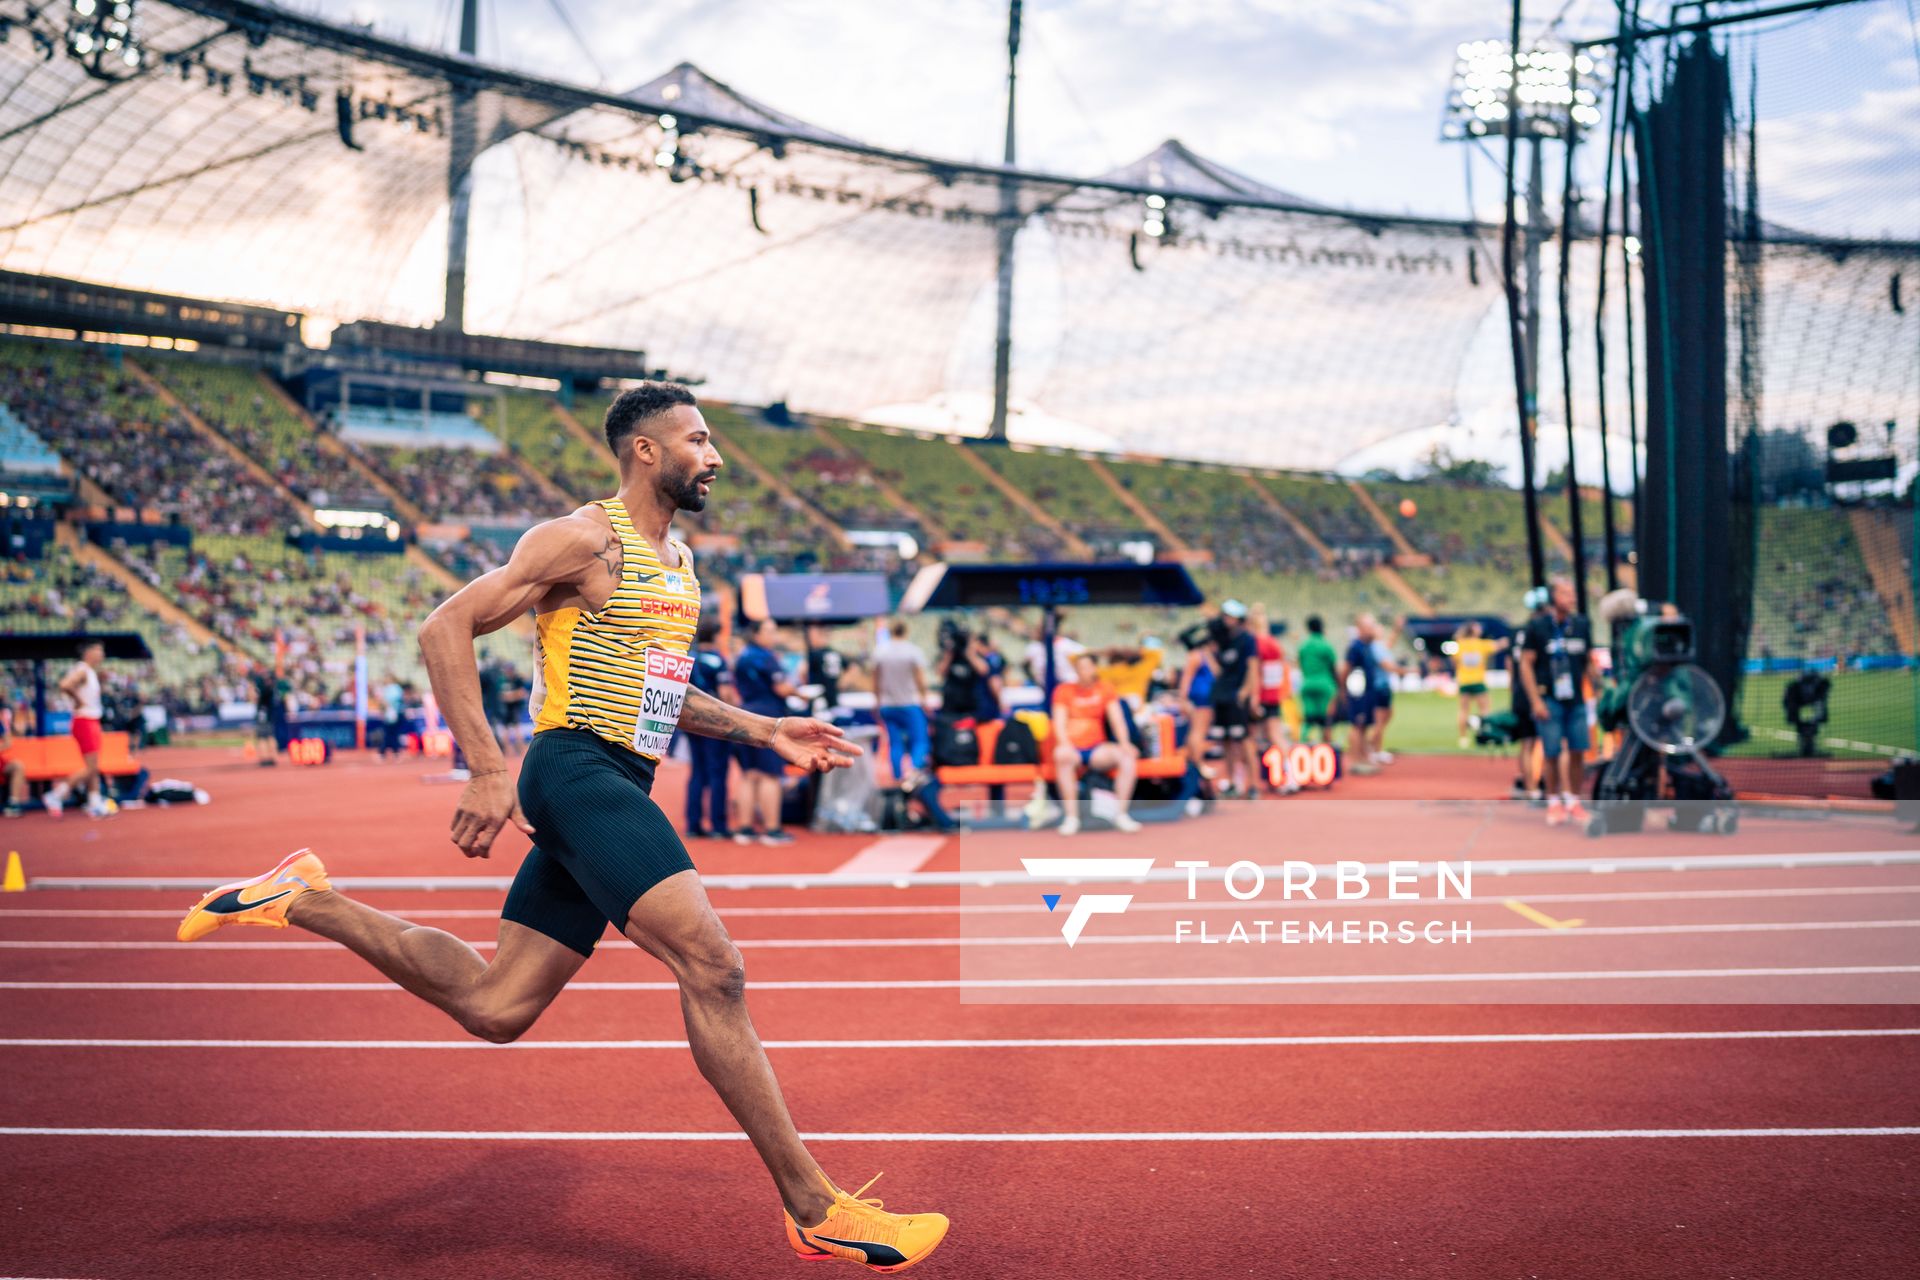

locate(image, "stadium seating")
[[348, 438, 547, 524], [1103, 459, 1318, 573], [822, 423, 1062, 558], [0, 404, 62, 475], [0, 542, 225, 714], [142, 357, 388, 511], [970, 445, 1148, 555], [1366, 478, 1531, 573], [496, 391, 611, 501], [1257, 474, 1389, 554], [709, 407, 915, 536], [0, 337, 297, 535], [1747, 507, 1896, 661]]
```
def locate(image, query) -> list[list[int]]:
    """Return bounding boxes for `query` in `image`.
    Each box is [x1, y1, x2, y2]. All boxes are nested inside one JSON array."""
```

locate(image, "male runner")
[[176, 383, 950, 1272], [44, 640, 112, 817]]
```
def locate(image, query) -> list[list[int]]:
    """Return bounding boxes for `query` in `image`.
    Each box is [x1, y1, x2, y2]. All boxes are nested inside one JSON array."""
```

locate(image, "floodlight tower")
[[1441, 28, 1607, 590]]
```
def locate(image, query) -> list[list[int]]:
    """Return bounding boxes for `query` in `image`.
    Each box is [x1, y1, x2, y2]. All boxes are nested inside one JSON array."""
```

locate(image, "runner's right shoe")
[[176, 849, 330, 942], [785, 1174, 950, 1272]]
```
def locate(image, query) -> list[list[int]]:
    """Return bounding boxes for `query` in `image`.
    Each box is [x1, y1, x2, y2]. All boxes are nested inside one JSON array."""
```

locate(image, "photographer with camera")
[[936, 619, 1004, 726]]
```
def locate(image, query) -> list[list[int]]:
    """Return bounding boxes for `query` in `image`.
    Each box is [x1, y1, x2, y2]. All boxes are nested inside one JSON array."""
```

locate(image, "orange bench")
[[936, 716, 1189, 787], [4, 732, 142, 783]]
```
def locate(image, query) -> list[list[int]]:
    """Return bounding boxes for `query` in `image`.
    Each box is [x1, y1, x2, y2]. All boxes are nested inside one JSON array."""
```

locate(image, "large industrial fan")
[[1587, 596, 1738, 837]]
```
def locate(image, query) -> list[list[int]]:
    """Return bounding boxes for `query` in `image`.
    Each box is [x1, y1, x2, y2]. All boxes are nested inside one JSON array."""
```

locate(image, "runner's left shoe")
[[176, 849, 330, 943], [785, 1174, 950, 1273]]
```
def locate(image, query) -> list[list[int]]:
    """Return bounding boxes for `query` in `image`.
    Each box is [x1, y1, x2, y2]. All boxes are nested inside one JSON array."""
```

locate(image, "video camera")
[[1636, 618, 1695, 665], [937, 617, 971, 655]]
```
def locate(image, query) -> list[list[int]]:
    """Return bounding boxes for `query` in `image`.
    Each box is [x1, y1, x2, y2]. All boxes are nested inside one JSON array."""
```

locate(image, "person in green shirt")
[[1295, 615, 1340, 744]]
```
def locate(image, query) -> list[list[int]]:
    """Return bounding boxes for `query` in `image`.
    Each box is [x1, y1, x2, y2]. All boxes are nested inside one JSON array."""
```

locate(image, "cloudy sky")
[[302, 0, 1919, 232]]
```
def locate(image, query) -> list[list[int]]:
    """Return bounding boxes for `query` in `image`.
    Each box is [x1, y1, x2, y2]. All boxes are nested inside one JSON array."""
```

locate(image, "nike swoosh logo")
[[203, 886, 295, 916], [809, 1234, 909, 1268]]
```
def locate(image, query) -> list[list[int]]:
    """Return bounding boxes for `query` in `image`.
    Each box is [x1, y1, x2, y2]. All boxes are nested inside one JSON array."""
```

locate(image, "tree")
[[1415, 445, 1502, 487]]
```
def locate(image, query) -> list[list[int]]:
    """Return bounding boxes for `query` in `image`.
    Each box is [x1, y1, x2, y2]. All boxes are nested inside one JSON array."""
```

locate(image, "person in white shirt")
[[46, 641, 112, 818]]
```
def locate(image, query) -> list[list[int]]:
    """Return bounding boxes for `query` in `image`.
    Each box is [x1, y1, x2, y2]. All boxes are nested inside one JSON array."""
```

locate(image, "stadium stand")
[[971, 445, 1150, 556], [142, 357, 389, 511], [0, 541, 225, 717], [823, 423, 1061, 558], [1103, 459, 1318, 573], [1747, 506, 1897, 662], [712, 408, 915, 538], [1257, 473, 1390, 556], [0, 337, 298, 534], [495, 391, 610, 501], [0, 403, 62, 476], [348, 437, 548, 524]]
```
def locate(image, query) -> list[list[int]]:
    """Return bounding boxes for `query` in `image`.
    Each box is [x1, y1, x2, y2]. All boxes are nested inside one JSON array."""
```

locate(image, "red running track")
[[1, 746, 1918, 1277]]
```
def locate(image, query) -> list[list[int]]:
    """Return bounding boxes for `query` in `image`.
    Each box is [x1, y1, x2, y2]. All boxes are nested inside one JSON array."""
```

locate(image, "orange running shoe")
[[176, 849, 330, 943], [785, 1174, 949, 1272]]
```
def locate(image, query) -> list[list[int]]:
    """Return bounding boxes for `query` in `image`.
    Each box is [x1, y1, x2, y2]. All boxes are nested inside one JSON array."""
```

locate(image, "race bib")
[[633, 648, 694, 757]]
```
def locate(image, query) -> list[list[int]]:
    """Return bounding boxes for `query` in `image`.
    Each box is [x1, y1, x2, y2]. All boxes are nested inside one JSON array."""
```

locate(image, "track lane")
[[1, 1133, 1915, 1279], [4, 1032, 1918, 1134]]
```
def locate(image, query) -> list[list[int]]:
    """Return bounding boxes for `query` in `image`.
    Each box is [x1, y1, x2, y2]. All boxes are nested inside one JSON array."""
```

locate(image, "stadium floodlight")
[[63, 0, 146, 78], [1442, 39, 1608, 141]]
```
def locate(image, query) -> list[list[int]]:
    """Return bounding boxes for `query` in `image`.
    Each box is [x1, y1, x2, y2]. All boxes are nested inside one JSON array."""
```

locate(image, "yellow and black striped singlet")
[[532, 498, 702, 760]]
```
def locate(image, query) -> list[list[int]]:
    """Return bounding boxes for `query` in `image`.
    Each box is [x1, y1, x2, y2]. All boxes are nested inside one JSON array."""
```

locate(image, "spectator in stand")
[[1209, 600, 1261, 797], [684, 619, 734, 841], [731, 618, 797, 847], [873, 620, 931, 783], [1050, 652, 1143, 837]]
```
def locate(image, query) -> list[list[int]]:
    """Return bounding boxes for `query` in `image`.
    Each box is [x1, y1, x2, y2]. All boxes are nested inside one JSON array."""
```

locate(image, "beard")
[[664, 458, 716, 512]]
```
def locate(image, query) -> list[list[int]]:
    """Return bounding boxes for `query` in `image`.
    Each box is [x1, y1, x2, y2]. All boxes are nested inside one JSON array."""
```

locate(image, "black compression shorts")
[[502, 727, 694, 956]]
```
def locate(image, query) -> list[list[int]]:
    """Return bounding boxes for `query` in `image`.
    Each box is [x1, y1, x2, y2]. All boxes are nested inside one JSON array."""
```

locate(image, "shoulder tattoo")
[[591, 533, 622, 584]]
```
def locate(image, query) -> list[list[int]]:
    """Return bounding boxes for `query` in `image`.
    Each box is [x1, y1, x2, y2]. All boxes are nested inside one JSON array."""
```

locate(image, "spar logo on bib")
[[633, 648, 694, 755]]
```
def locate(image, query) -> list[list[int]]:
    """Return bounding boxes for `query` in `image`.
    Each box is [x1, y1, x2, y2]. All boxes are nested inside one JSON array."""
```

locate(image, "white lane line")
[[27, 849, 1920, 893], [4, 1029, 1918, 1050], [6, 918, 1919, 951], [10, 882, 1920, 921], [827, 836, 946, 881], [3, 1126, 1917, 1142], [5, 966, 1918, 992]]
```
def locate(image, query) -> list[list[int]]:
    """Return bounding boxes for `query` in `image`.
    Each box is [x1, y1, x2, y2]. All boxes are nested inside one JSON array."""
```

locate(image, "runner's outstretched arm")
[[679, 688, 862, 772]]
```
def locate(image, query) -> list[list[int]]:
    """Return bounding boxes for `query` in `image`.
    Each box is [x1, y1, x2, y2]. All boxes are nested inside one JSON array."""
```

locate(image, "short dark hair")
[[603, 382, 697, 457], [1305, 615, 1324, 634]]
